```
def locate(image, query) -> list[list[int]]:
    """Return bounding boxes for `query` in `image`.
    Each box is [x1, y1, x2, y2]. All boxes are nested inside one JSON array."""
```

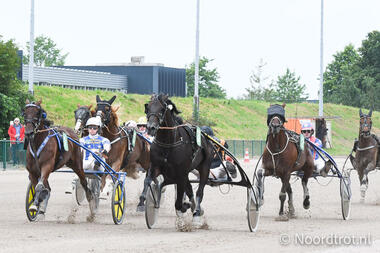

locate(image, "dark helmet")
[[201, 126, 214, 136]]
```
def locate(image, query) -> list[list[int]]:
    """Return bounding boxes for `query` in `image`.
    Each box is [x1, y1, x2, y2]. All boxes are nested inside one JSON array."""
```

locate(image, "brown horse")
[[350, 109, 379, 201], [23, 99, 94, 220], [94, 95, 151, 209], [256, 104, 314, 221]]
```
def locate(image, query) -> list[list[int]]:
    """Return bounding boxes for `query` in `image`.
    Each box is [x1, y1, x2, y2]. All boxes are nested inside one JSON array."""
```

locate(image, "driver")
[[80, 117, 111, 171], [301, 121, 325, 174]]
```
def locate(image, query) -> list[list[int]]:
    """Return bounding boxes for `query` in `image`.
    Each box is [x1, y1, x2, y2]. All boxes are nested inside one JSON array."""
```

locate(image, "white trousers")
[[314, 157, 325, 173]]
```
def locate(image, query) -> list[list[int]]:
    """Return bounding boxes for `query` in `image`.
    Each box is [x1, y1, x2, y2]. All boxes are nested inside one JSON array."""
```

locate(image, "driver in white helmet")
[[301, 121, 325, 174], [80, 117, 111, 171]]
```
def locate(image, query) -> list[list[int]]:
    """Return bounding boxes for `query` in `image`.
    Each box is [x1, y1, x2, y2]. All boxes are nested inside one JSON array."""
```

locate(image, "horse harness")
[[266, 127, 303, 176], [153, 124, 200, 163]]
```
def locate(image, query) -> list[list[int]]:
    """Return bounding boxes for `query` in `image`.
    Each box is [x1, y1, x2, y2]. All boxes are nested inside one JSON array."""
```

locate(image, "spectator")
[[8, 118, 25, 167]]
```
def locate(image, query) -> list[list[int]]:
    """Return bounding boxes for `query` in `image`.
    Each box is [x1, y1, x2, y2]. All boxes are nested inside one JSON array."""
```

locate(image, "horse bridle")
[[359, 115, 372, 137], [23, 103, 45, 135], [75, 107, 91, 133], [96, 101, 111, 125], [146, 98, 170, 126]]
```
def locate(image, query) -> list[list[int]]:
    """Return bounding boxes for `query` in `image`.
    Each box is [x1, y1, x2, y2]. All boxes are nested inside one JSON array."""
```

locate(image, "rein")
[[266, 129, 290, 175], [158, 124, 188, 130]]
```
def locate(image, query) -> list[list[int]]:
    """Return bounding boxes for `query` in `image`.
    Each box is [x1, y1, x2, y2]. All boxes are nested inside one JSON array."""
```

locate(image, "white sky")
[[1, 0, 379, 99]]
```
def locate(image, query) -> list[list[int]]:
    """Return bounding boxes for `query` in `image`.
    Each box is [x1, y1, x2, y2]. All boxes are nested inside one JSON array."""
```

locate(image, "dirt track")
[[1, 158, 380, 253]]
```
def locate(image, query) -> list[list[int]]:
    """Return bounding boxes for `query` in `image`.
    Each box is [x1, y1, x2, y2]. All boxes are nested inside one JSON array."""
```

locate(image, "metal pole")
[[28, 0, 35, 95], [319, 0, 324, 117], [2, 139, 6, 170], [193, 0, 200, 122]]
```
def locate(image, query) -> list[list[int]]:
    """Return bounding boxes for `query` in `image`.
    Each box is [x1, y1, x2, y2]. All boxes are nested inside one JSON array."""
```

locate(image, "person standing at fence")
[[8, 118, 25, 167]]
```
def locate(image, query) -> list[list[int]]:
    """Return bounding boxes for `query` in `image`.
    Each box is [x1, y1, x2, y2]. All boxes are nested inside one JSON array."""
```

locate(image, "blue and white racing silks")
[[79, 134, 111, 161]]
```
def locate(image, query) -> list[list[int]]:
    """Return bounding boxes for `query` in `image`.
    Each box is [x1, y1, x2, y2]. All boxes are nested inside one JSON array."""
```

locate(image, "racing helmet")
[[301, 121, 313, 131], [137, 116, 147, 125], [86, 117, 101, 127]]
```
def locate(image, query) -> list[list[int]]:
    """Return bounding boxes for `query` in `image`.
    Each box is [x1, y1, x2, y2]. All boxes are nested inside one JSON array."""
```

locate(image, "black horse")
[[145, 94, 213, 228]]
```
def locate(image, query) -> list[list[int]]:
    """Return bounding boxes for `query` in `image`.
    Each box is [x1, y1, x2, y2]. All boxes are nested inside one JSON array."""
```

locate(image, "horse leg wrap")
[[279, 192, 286, 202], [39, 190, 51, 214]]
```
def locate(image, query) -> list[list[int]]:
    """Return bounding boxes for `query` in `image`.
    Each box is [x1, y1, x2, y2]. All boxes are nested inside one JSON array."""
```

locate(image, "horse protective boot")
[[154, 174, 164, 208]]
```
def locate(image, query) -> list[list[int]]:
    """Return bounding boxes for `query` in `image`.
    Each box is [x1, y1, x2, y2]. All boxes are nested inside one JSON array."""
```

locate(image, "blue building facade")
[[58, 65, 186, 97]]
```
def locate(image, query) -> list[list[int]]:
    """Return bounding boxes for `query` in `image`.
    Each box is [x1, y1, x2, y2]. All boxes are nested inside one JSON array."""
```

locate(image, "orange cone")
[[244, 148, 250, 163]]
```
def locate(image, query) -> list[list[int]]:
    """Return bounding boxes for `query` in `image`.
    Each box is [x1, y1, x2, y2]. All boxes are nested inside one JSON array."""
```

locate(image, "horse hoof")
[[36, 213, 45, 221], [275, 214, 289, 222], [136, 205, 145, 212], [87, 214, 96, 223], [303, 196, 310, 210]]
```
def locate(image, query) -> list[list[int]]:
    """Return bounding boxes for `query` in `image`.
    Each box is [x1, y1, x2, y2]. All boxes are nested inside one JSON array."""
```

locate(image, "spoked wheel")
[[25, 182, 38, 222], [247, 187, 260, 232], [111, 181, 126, 225], [340, 172, 351, 220], [74, 179, 86, 206], [145, 181, 160, 229]]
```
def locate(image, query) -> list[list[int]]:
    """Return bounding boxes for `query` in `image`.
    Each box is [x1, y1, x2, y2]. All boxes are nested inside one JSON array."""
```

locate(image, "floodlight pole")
[[28, 0, 35, 95], [193, 0, 200, 122], [319, 0, 324, 117]]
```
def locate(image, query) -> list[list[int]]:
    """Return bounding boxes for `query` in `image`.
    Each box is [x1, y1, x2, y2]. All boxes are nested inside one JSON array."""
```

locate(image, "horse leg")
[[136, 167, 153, 212], [276, 177, 288, 221], [175, 178, 188, 230], [287, 183, 295, 218], [255, 168, 266, 206], [192, 164, 208, 228], [302, 176, 310, 209], [185, 180, 196, 213], [360, 163, 374, 202]]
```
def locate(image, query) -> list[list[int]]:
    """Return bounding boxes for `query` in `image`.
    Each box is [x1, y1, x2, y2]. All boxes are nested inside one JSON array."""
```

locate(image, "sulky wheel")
[[247, 187, 260, 232], [145, 181, 160, 229], [26, 182, 38, 222], [74, 179, 86, 206], [340, 174, 351, 220], [111, 181, 126, 225]]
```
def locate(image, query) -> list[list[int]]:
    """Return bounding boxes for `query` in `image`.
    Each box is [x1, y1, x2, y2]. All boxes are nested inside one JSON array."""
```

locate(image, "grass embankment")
[[34, 86, 379, 155]]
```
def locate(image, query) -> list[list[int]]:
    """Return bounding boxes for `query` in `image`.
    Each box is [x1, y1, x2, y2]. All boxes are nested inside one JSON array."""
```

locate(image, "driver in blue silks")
[[80, 117, 111, 171]]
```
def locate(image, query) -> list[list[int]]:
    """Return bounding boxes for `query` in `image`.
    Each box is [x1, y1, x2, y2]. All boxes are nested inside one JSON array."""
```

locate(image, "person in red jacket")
[[8, 117, 25, 167]]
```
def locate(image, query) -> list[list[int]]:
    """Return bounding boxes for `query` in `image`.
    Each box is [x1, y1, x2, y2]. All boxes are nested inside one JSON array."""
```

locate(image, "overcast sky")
[[1, 0, 379, 99]]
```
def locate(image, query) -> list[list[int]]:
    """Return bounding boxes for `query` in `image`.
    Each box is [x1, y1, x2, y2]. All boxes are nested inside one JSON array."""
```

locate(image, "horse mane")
[[110, 106, 120, 126]]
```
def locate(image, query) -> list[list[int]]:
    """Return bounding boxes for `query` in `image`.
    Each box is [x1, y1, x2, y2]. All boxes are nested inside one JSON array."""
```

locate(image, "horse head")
[[359, 108, 373, 137], [267, 104, 286, 136], [144, 94, 180, 136], [22, 99, 46, 136], [74, 104, 92, 134], [95, 95, 116, 126]]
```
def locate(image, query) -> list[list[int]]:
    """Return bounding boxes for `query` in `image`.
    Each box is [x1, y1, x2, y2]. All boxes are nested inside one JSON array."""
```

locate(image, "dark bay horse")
[[145, 94, 213, 228], [23, 99, 93, 220], [94, 95, 151, 208], [74, 104, 94, 136], [256, 104, 314, 221], [350, 109, 379, 201]]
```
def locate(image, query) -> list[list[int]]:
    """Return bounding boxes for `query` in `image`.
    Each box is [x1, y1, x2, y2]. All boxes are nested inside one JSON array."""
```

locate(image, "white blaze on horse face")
[[74, 120, 82, 132]]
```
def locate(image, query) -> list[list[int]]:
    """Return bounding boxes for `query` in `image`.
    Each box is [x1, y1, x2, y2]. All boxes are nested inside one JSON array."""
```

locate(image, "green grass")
[[33, 86, 380, 155]]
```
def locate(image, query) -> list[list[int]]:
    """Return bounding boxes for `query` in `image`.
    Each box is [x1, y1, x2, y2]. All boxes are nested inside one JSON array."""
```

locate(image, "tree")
[[323, 31, 380, 110], [186, 57, 226, 99], [323, 44, 360, 103], [245, 59, 276, 101], [24, 35, 68, 66], [274, 68, 308, 103], [0, 36, 32, 138]]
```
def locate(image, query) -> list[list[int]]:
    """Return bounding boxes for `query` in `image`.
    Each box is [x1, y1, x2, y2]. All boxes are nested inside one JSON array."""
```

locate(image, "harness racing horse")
[[94, 95, 151, 209], [256, 104, 314, 221], [74, 104, 94, 136], [350, 109, 379, 202], [145, 94, 213, 228], [23, 99, 94, 220]]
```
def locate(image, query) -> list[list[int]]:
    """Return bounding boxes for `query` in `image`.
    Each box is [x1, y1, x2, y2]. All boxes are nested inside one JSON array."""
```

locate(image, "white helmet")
[[137, 116, 147, 125], [126, 120, 137, 129], [86, 117, 101, 127]]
